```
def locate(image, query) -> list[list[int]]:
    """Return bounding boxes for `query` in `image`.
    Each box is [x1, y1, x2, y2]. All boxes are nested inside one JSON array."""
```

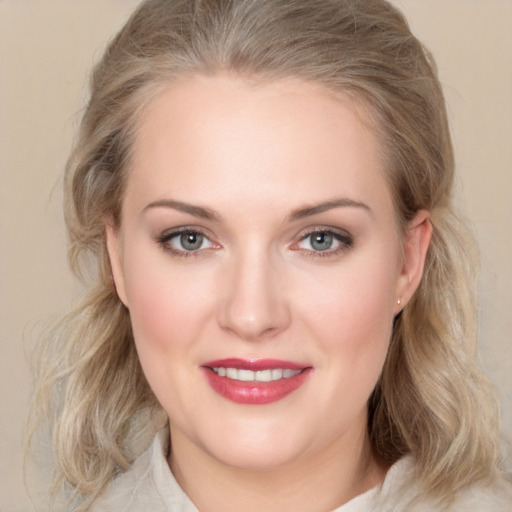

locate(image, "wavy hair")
[[27, 0, 507, 509]]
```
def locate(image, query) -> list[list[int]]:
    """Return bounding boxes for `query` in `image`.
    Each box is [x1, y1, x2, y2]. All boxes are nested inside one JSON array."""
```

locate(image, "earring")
[[397, 297, 401, 305]]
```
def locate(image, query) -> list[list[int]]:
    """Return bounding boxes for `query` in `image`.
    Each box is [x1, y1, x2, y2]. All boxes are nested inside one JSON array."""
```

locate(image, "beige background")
[[1, 1, 511, 510]]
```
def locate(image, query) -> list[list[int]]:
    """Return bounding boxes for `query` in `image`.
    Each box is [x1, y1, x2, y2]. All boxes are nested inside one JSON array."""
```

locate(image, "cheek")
[[120, 249, 219, 417], [299, 250, 398, 374], [122, 247, 214, 358]]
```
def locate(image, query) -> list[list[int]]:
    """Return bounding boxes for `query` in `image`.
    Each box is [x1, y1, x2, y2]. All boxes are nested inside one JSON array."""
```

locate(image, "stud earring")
[[397, 297, 401, 305]]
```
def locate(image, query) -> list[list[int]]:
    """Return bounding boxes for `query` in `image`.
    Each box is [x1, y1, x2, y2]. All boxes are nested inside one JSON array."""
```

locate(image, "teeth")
[[212, 367, 301, 382], [256, 369, 272, 382], [226, 368, 238, 379], [238, 369, 255, 381], [271, 369, 283, 380]]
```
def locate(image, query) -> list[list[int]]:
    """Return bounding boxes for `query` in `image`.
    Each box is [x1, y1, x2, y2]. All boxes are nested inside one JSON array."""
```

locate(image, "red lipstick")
[[202, 358, 312, 405]]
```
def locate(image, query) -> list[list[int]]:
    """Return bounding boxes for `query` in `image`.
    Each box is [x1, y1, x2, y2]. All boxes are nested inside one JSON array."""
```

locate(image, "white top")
[[91, 429, 512, 511]]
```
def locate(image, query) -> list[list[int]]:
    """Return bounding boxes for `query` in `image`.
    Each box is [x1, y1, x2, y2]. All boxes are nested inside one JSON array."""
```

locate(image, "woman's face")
[[107, 75, 430, 471]]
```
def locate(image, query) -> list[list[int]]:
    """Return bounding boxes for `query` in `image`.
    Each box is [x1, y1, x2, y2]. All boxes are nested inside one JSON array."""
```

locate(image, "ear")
[[394, 210, 432, 314], [104, 218, 129, 307]]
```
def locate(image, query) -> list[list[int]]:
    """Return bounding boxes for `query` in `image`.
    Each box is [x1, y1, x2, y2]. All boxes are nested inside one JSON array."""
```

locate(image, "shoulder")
[[446, 477, 512, 512], [377, 457, 512, 512], [335, 457, 511, 512], [90, 430, 163, 512], [90, 429, 198, 512]]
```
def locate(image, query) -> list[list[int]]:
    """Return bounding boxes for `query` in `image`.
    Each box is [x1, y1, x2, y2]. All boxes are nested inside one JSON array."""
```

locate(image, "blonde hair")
[[27, 0, 507, 509]]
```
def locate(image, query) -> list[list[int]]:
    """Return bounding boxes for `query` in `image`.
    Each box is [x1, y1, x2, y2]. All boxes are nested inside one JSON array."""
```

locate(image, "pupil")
[[181, 232, 203, 250], [311, 232, 333, 251]]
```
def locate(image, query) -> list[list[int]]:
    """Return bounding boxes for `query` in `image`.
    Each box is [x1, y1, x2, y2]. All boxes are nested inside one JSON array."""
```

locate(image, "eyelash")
[[156, 226, 353, 259], [291, 228, 354, 258], [157, 227, 218, 258]]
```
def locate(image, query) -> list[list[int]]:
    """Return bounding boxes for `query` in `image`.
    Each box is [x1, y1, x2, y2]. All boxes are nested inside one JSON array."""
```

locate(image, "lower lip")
[[203, 368, 311, 405]]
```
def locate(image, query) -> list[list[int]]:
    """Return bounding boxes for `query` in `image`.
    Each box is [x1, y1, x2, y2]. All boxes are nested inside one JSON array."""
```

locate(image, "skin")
[[106, 74, 432, 512]]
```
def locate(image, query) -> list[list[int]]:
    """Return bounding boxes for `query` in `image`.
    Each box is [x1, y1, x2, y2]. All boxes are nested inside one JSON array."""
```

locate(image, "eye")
[[294, 229, 353, 255], [304, 232, 335, 251], [158, 228, 217, 255], [177, 231, 207, 251]]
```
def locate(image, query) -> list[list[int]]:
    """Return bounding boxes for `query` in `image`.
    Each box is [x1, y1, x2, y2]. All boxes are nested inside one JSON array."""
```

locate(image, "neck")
[[168, 421, 387, 512]]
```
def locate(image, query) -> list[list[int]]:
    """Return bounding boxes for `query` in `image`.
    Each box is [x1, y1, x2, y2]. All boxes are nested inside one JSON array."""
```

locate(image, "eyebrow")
[[287, 198, 372, 221], [142, 199, 222, 221], [142, 196, 371, 222]]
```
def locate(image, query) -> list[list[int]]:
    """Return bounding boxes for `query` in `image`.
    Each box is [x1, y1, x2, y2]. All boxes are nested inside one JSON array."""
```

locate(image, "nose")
[[217, 247, 291, 342]]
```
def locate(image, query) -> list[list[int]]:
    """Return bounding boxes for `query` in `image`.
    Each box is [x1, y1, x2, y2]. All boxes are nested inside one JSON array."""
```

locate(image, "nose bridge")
[[218, 242, 290, 341]]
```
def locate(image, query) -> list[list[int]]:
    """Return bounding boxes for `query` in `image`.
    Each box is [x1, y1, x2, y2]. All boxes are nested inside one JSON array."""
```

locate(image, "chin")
[[209, 441, 303, 471], [198, 418, 313, 471]]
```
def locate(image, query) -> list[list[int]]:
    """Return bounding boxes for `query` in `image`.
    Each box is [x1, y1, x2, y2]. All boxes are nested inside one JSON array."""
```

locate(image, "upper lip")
[[202, 358, 309, 371]]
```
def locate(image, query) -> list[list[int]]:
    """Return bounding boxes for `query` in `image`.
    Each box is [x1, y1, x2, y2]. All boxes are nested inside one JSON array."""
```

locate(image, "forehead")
[[125, 74, 393, 217]]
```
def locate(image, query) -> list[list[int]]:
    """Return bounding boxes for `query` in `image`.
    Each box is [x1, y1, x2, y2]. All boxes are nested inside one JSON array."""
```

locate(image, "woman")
[[28, 0, 512, 510]]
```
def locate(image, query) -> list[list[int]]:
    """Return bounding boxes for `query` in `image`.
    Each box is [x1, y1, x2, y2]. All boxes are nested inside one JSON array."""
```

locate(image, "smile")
[[211, 367, 302, 382], [202, 359, 312, 405]]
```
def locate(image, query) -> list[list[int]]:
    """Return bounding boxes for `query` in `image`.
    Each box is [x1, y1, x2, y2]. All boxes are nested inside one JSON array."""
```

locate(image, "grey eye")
[[295, 229, 352, 255], [309, 232, 334, 251], [180, 232, 205, 251], [158, 228, 217, 256]]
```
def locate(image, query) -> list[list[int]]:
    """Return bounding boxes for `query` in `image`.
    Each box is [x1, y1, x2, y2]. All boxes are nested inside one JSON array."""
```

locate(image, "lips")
[[202, 358, 312, 404]]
